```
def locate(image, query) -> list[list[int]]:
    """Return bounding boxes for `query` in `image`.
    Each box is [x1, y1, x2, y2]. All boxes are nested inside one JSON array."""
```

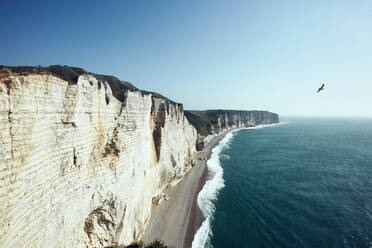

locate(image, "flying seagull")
[[316, 83, 325, 93]]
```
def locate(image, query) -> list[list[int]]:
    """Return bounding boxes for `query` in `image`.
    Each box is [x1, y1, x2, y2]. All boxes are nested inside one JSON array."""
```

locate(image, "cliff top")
[[186, 109, 277, 122], [184, 109, 279, 136], [0, 65, 179, 105]]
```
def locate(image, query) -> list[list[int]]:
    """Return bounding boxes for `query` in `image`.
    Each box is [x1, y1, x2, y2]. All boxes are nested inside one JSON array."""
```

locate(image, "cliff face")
[[0, 73, 196, 247], [185, 110, 279, 140]]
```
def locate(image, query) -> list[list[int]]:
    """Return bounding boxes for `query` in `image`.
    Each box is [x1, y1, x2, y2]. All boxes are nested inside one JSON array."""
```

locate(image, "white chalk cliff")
[[0, 73, 197, 247]]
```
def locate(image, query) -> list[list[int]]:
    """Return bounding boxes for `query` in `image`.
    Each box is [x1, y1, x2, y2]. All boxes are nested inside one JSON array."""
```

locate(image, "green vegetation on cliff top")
[[183, 111, 212, 136], [0, 65, 278, 137], [0, 65, 176, 104], [184, 109, 278, 137]]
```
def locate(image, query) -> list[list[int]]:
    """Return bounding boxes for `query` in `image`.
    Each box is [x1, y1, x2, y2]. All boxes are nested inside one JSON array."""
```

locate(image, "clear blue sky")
[[1, 0, 371, 116]]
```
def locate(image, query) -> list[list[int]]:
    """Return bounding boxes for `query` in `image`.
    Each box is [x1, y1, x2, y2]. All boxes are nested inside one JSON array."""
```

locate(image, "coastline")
[[142, 130, 230, 248]]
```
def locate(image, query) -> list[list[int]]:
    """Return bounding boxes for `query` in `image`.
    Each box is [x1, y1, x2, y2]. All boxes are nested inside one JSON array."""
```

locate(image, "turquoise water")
[[208, 118, 372, 248]]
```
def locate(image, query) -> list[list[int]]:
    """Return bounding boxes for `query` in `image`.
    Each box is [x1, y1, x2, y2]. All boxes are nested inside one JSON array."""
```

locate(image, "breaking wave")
[[191, 132, 234, 248], [191, 123, 286, 248], [245, 121, 289, 130]]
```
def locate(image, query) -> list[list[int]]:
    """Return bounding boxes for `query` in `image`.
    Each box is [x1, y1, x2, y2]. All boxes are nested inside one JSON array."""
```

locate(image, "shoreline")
[[142, 130, 230, 248], [183, 130, 231, 247]]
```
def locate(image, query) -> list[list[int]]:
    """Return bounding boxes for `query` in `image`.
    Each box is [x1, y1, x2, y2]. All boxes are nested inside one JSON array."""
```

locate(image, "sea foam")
[[191, 131, 234, 248], [191, 123, 286, 248], [245, 121, 289, 130]]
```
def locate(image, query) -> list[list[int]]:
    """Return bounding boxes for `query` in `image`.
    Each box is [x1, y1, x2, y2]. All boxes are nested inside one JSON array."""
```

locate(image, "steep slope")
[[0, 68, 197, 248], [185, 110, 279, 149], [185, 109, 279, 136]]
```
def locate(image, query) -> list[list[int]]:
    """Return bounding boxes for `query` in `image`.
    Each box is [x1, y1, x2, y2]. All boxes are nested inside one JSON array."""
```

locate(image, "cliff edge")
[[0, 65, 279, 248], [0, 66, 196, 247], [185, 109, 279, 150]]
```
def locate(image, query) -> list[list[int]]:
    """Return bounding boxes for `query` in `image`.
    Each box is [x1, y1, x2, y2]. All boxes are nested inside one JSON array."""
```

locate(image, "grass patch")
[[184, 110, 212, 136], [0, 65, 178, 104]]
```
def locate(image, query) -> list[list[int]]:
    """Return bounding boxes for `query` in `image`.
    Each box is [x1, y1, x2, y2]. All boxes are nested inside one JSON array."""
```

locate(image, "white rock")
[[0, 74, 197, 248]]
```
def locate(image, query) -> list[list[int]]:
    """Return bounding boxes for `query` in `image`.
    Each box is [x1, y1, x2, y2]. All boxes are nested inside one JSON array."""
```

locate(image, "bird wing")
[[316, 83, 325, 93]]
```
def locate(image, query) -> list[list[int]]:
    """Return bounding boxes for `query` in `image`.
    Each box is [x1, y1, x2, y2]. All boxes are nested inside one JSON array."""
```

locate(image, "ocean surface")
[[192, 118, 372, 248]]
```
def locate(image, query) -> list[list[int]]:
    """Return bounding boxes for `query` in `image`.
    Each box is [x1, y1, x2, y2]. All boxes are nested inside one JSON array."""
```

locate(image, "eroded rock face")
[[208, 110, 279, 134], [185, 109, 279, 137], [0, 74, 197, 248]]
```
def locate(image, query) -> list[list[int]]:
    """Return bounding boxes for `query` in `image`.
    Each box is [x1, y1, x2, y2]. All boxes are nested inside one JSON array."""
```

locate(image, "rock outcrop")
[[0, 69, 196, 247], [185, 110, 279, 136], [184, 110, 279, 150], [0, 66, 280, 248]]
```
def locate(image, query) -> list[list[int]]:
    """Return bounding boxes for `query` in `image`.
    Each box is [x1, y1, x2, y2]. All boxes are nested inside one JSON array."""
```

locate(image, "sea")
[[192, 117, 372, 248]]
